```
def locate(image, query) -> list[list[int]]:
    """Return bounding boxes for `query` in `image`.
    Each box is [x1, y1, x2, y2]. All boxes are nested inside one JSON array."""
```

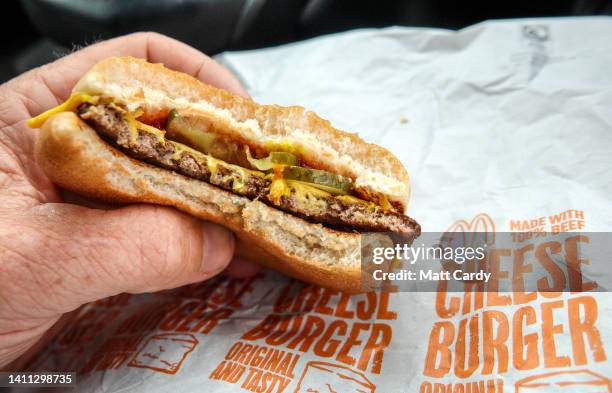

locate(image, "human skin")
[[0, 32, 259, 370]]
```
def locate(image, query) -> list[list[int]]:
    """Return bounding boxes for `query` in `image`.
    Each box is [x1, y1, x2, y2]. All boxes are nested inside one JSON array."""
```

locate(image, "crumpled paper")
[[23, 17, 612, 393]]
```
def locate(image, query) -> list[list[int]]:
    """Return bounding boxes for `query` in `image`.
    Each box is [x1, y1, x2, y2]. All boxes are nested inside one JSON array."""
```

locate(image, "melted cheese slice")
[[27, 93, 97, 128]]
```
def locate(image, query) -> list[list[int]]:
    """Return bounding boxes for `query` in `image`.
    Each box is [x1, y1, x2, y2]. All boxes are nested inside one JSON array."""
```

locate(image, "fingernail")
[[201, 222, 235, 273]]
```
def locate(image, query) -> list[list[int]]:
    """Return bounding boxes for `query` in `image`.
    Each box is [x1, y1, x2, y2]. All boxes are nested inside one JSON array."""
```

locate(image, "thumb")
[[7, 203, 234, 315]]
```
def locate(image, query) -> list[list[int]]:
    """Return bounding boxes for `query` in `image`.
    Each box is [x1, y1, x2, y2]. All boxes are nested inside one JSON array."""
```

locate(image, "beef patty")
[[78, 103, 420, 235]]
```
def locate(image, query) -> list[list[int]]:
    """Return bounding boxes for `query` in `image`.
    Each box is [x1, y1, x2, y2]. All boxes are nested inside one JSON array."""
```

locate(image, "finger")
[[223, 257, 262, 278], [2, 203, 235, 317], [12, 32, 248, 117], [53, 32, 249, 98], [139, 32, 249, 97]]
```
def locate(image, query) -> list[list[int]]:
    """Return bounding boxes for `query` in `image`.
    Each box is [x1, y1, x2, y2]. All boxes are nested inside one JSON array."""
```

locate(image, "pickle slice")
[[281, 166, 352, 195], [246, 148, 298, 170], [165, 109, 216, 154], [166, 109, 252, 166]]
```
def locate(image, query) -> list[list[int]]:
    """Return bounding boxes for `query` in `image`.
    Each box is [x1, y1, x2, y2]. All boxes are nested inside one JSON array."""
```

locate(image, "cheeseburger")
[[28, 57, 420, 292]]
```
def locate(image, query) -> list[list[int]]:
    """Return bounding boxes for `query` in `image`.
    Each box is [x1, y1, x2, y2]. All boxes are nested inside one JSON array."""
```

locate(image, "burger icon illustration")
[[294, 361, 375, 393], [128, 333, 199, 374], [515, 370, 611, 393]]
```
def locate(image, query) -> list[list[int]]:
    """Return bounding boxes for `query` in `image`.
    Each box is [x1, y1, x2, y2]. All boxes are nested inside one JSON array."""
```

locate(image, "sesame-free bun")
[[73, 56, 411, 208], [36, 112, 364, 292]]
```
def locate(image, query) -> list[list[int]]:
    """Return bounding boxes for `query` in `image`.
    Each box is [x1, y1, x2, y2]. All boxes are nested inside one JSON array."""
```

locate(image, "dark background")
[[3, 0, 611, 83]]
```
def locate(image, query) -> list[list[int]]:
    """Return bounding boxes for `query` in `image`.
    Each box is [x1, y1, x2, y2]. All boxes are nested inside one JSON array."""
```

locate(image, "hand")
[[0, 32, 259, 370]]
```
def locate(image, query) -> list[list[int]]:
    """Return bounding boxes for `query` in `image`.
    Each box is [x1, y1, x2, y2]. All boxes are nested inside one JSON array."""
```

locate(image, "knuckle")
[[134, 31, 165, 42]]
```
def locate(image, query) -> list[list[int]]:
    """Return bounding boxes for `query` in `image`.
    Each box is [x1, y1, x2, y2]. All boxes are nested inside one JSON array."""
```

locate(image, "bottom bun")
[[35, 112, 362, 293]]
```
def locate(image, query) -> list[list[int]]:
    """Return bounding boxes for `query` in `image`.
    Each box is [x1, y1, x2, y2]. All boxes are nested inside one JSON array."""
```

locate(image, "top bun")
[[73, 57, 411, 208]]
